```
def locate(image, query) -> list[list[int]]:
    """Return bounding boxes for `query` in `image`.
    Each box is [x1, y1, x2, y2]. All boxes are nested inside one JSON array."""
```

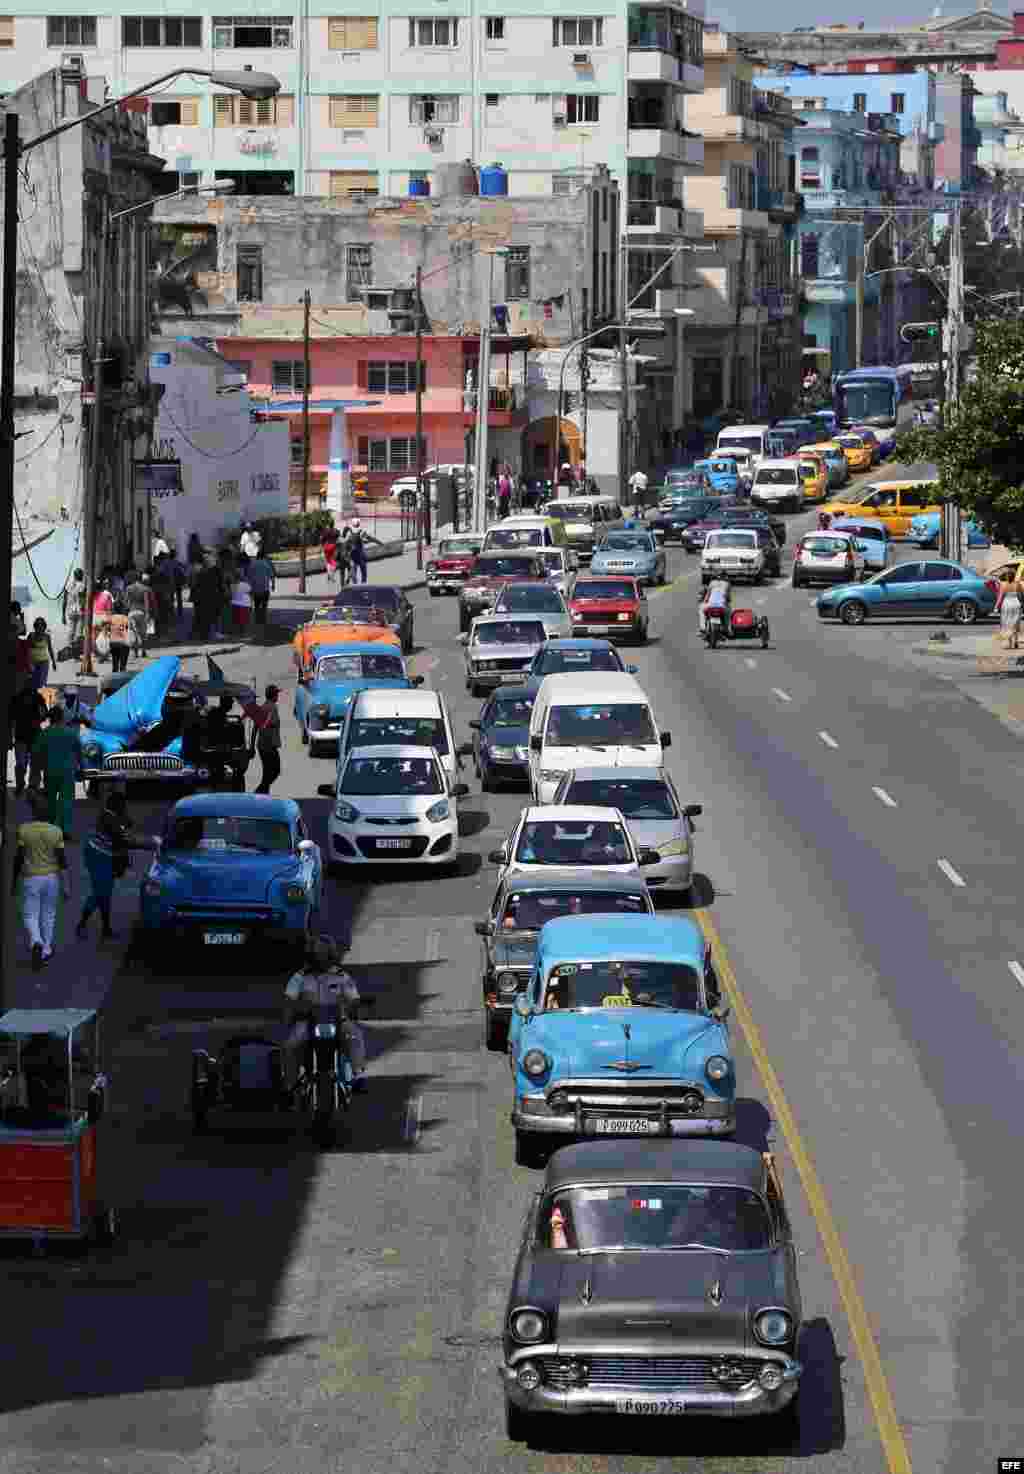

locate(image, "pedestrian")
[[90, 580, 113, 668], [628, 468, 648, 515], [239, 521, 262, 572], [999, 573, 1023, 651], [241, 684, 282, 794], [247, 551, 276, 631], [10, 682, 47, 796], [108, 599, 132, 673], [33, 705, 80, 840], [150, 556, 175, 637], [62, 568, 86, 652], [152, 529, 170, 561], [125, 569, 152, 656], [191, 560, 221, 642], [348, 519, 368, 584], [27, 617, 57, 690], [12, 790, 70, 970], [497, 471, 511, 519], [322, 524, 340, 584], [187, 531, 204, 569], [170, 550, 188, 619], [10, 599, 25, 637], [231, 569, 253, 636], [76, 789, 136, 942]]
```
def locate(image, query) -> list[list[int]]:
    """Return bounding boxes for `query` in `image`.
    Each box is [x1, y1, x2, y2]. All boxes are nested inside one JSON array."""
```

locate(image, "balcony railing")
[[628, 200, 682, 227]]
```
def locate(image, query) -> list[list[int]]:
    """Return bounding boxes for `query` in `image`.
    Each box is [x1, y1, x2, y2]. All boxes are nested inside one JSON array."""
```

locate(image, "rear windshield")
[[547, 503, 594, 521], [473, 556, 539, 578], [494, 585, 564, 613], [317, 652, 404, 682], [756, 468, 797, 486], [347, 716, 448, 754], [485, 527, 544, 548], [341, 755, 441, 796], [573, 580, 637, 600], [500, 888, 648, 929], [543, 958, 700, 1012], [473, 620, 546, 645], [166, 815, 291, 853], [802, 537, 850, 555], [706, 531, 758, 549], [532, 646, 622, 675], [547, 702, 656, 747]]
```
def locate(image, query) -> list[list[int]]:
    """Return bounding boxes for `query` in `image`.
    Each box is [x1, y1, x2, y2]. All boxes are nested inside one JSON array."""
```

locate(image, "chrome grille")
[[103, 752, 184, 772], [478, 655, 532, 672], [538, 1356, 760, 1393], [364, 815, 419, 827]]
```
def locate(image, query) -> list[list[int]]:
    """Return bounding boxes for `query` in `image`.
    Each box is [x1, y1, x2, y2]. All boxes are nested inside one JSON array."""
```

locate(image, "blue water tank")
[[409, 176, 430, 197], [479, 163, 508, 197]]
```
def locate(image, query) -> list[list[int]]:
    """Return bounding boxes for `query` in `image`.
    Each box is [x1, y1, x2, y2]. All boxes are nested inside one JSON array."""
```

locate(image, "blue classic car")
[[138, 794, 323, 954], [694, 457, 741, 496], [830, 517, 890, 573], [816, 559, 999, 625], [294, 643, 422, 754], [508, 914, 734, 1167], [79, 655, 202, 788], [908, 512, 990, 550], [590, 529, 667, 585]]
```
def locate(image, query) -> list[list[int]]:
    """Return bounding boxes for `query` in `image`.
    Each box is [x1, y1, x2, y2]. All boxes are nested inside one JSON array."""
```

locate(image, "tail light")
[[985, 578, 1000, 597]]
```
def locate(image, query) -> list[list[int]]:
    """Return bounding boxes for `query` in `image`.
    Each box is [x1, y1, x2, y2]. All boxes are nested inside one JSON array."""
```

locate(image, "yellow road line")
[[694, 905, 913, 1474]]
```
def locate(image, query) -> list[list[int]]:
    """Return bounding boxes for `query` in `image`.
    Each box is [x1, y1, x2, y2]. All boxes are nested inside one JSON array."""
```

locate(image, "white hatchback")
[[319, 745, 468, 869], [792, 531, 866, 589]]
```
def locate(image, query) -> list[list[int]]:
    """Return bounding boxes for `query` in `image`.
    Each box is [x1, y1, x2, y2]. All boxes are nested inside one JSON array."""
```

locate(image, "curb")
[[912, 643, 1024, 666], [272, 539, 408, 579]]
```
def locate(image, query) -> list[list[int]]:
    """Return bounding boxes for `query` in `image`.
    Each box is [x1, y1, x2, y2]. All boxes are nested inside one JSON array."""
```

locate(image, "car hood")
[[524, 1007, 727, 1079], [571, 597, 640, 612], [88, 655, 180, 737], [481, 723, 531, 750], [621, 817, 681, 850], [158, 851, 303, 901], [491, 931, 541, 970], [308, 675, 410, 716], [539, 745, 662, 775], [464, 575, 535, 595], [343, 792, 440, 817]]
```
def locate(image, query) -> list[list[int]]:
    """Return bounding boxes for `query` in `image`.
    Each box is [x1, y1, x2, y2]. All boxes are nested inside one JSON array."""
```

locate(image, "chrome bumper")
[[512, 1092, 735, 1138], [81, 765, 199, 784]]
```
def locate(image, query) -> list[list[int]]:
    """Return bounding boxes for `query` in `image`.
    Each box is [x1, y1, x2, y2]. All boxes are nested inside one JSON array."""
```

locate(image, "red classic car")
[[425, 535, 483, 596], [568, 574, 650, 644]]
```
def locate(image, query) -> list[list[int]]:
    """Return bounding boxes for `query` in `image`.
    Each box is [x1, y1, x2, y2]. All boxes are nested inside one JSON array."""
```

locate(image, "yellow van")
[[831, 433, 873, 473], [820, 478, 942, 538], [796, 452, 828, 504]]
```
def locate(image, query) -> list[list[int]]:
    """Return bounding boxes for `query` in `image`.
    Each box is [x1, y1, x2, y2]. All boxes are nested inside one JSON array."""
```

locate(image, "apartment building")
[[683, 30, 802, 421]]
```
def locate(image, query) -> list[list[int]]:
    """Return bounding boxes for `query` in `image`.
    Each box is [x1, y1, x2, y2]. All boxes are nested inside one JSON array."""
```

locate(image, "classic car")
[[568, 576, 649, 643], [655, 471, 709, 506], [816, 560, 1000, 625], [506, 913, 735, 1166], [535, 546, 579, 597], [319, 745, 468, 870], [500, 1139, 802, 1439], [464, 687, 536, 790], [458, 552, 547, 633], [591, 530, 667, 586], [78, 656, 205, 789], [462, 616, 548, 696], [693, 457, 741, 496], [326, 585, 415, 654], [648, 495, 734, 545], [551, 766, 701, 897], [713, 447, 755, 489], [544, 498, 623, 561], [488, 805, 658, 887], [293, 643, 422, 754], [292, 611, 401, 676], [474, 870, 655, 1050], [524, 638, 635, 684], [138, 794, 323, 953], [491, 582, 573, 640], [815, 444, 851, 489], [425, 535, 483, 596], [703, 515, 783, 576], [678, 507, 754, 553], [908, 512, 990, 550]]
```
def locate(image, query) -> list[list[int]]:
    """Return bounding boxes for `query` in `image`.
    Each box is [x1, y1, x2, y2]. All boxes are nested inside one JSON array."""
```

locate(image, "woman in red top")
[[321, 526, 340, 585]]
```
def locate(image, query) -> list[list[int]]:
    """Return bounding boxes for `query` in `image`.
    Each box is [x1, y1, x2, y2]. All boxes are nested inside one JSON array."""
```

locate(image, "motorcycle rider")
[[699, 577, 732, 637], [283, 934, 368, 1092]]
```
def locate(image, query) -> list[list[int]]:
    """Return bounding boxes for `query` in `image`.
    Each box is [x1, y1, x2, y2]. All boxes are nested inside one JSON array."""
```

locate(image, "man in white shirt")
[[628, 469, 648, 513], [151, 532, 170, 560], [239, 523, 262, 564], [283, 935, 368, 1090]]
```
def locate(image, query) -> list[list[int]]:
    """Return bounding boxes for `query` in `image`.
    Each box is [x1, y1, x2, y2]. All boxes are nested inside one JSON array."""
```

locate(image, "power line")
[[159, 397, 266, 459]]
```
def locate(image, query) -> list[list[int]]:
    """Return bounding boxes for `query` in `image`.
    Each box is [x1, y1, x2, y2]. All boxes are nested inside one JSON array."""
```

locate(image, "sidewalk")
[[912, 629, 1024, 734]]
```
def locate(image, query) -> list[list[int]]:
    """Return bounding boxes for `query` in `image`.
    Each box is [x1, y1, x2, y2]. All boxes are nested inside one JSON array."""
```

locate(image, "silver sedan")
[[460, 615, 548, 697], [490, 581, 573, 640]]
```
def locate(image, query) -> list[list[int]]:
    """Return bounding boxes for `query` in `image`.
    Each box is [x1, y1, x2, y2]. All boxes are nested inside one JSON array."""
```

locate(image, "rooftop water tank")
[[409, 176, 430, 197], [479, 162, 508, 197]]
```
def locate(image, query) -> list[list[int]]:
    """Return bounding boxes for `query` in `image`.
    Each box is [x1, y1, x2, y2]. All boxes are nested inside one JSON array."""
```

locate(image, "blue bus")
[[833, 365, 915, 431]]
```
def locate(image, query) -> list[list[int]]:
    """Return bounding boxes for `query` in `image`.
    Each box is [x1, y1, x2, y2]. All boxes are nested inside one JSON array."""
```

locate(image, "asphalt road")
[[2, 491, 1021, 1474]]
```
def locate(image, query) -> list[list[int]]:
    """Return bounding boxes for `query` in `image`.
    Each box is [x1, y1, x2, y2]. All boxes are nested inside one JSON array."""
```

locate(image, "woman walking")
[[241, 684, 282, 794], [76, 790, 137, 941], [231, 569, 253, 637], [322, 524, 340, 585], [27, 618, 57, 690], [12, 790, 70, 969], [999, 572, 1023, 651]]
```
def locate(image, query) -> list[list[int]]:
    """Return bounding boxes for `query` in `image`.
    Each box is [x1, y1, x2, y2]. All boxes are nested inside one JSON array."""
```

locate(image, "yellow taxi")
[[830, 433, 874, 473], [820, 478, 942, 538], [795, 451, 828, 503]]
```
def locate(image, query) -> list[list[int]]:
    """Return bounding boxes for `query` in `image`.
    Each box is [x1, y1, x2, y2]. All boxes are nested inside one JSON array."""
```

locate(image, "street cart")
[[0, 1009, 115, 1248]]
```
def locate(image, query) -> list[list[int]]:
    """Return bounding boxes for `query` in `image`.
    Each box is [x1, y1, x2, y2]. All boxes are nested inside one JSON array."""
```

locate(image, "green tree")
[[895, 318, 1024, 550]]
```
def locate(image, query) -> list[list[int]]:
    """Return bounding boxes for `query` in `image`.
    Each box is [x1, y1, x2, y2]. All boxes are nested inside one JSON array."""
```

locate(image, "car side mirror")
[[457, 632, 468, 645], [660, 732, 672, 748], [638, 848, 661, 867], [530, 735, 542, 753], [412, 675, 425, 687], [468, 719, 481, 730], [514, 994, 532, 1020], [474, 919, 492, 937], [683, 804, 703, 819], [450, 783, 469, 799], [316, 783, 335, 798], [488, 849, 506, 865], [626, 664, 638, 674], [297, 839, 316, 855]]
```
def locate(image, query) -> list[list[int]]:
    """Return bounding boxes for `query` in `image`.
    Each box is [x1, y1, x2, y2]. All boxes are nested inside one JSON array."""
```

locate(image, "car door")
[[920, 560, 965, 615], [870, 562, 924, 615], [892, 484, 928, 537]]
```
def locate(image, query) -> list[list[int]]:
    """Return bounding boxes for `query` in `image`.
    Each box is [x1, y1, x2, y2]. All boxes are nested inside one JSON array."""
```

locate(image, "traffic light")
[[900, 321, 941, 344]]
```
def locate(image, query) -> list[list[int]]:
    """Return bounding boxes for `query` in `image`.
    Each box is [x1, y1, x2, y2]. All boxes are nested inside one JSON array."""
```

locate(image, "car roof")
[[350, 688, 442, 716], [344, 743, 439, 762], [500, 867, 654, 895], [313, 642, 403, 660], [535, 912, 706, 969], [535, 671, 645, 702], [755, 459, 800, 470], [831, 518, 887, 535], [562, 765, 669, 784], [542, 638, 618, 651], [545, 1140, 766, 1193], [171, 793, 299, 821]]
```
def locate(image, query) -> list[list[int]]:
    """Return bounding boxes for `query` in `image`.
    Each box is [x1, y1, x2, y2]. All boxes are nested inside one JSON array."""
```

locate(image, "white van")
[[528, 671, 670, 803], [481, 515, 568, 554], [751, 458, 805, 513], [338, 686, 461, 782], [544, 496, 624, 560], [715, 424, 792, 470]]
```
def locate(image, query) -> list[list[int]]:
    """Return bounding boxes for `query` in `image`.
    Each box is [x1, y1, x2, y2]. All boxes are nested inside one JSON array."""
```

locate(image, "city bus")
[[833, 365, 916, 431]]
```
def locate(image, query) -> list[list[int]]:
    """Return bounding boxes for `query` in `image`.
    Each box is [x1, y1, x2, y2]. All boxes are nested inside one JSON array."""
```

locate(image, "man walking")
[[347, 519, 368, 584], [12, 790, 69, 969], [247, 551, 276, 633], [33, 706, 80, 840], [10, 682, 47, 796], [125, 569, 152, 657], [62, 568, 86, 652], [241, 684, 282, 794], [628, 468, 648, 516]]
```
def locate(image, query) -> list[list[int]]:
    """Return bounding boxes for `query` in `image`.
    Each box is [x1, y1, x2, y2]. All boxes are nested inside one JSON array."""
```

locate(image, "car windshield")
[[573, 580, 636, 601], [717, 434, 762, 452], [547, 703, 656, 747], [495, 586, 564, 613], [486, 695, 535, 727], [438, 539, 479, 556], [756, 468, 797, 486], [565, 778, 676, 820], [348, 717, 448, 754], [165, 814, 292, 853], [474, 620, 546, 645], [533, 647, 622, 674], [335, 588, 400, 613], [803, 537, 849, 556], [316, 653, 404, 682], [707, 532, 757, 549], [515, 818, 633, 866], [663, 478, 703, 494], [538, 550, 565, 572], [601, 533, 653, 552], [341, 755, 442, 796], [546, 503, 593, 521], [838, 437, 863, 449], [473, 557, 538, 579], [539, 1185, 772, 1253], [486, 527, 543, 548], [500, 888, 648, 930], [543, 958, 700, 1011]]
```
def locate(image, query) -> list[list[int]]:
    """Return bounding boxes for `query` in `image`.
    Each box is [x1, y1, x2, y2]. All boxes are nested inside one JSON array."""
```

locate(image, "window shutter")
[[179, 98, 200, 127], [331, 95, 378, 127], [357, 361, 368, 390], [275, 95, 295, 125], [237, 98, 254, 126], [330, 16, 377, 49], [331, 171, 379, 196], [328, 18, 347, 47], [213, 94, 233, 127], [0, 17, 13, 46], [255, 98, 272, 125]]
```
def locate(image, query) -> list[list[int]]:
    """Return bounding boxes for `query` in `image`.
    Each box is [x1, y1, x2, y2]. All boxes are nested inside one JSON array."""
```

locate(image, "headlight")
[[335, 801, 360, 823], [571, 611, 584, 620], [509, 1308, 547, 1343], [497, 971, 521, 996], [759, 1364, 785, 1391], [426, 562, 437, 574], [753, 1309, 793, 1346], [521, 1049, 551, 1079], [142, 878, 162, 898], [538, 769, 562, 784], [488, 745, 515, 760], [425, 799, 451, 823], [84, 743, 102, 762], [284, 884, 307, 904], [516, 1362, 542, 1391], [705, 1055, 730, 1083], [617, 612, 631, 621], [313, 1022, 337, 1039], [657, 838, 690, 857]]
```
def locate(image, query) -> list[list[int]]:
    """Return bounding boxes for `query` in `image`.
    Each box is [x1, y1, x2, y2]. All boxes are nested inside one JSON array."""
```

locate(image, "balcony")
[[627, 45, 703, 92], [462, 385, 527, 428], [628, 127, 704, 167]]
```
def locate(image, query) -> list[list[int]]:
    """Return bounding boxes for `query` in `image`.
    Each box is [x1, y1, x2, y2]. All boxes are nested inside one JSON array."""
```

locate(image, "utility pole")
[[81, 199, 110, 678], [618, 233, 629, 501], [300, 287, 311, 594], [472, 253, 494, 532], [856, 214, 896, 369], [946, 201, 963, 409], [414, 265, 426, 561], [0, 111, 19, 1008]]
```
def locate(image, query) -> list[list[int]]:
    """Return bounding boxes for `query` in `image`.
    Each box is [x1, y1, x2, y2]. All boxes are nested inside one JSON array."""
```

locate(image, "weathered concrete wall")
[[738, 29, 1003, 70]]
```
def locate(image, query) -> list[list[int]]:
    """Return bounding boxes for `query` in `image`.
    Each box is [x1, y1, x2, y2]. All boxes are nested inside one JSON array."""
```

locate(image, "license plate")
[[501, 672, 524, 682], [376, 838, 412, 850], [203, 931, 246, 945], [615, 1398, 687, 1415], [594, 1117, 656, 1134]]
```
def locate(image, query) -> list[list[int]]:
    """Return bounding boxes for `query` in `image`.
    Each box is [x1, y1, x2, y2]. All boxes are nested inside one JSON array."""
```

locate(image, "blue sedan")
[[294, 643, 422, 754], [466, 687, 536, 790], [817, 559, 998, 626], [139, 794, 323, 954], [909, 512, 990, 550], [590, 529, 667, 585]]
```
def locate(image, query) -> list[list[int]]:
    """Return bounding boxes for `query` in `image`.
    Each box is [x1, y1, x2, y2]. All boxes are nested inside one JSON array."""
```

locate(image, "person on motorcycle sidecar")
[[283, 934, 368, 1092], [699, 577, 732, 636]]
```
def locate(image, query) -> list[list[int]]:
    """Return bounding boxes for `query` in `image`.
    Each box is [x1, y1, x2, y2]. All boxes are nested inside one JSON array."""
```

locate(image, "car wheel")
[[792, 573, 803, 589], [514, 1131, 547, 1169], [505, 1397, 536, 1444], [950, 597, 978, 626], [839, 599, 867, 626], [485, 1010, 505, 1052]]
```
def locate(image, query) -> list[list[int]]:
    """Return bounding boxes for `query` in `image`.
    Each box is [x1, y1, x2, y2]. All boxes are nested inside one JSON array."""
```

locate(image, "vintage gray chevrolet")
[[500, 1140, 802, 1441]]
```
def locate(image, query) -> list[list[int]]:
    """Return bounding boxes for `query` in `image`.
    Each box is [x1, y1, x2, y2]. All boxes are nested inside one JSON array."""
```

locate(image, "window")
[[801, 146, 819, 162], [223, 359, 251, 380], [0, 17, 13, 46], [891, 92, 905, 114], [330, 171, 379, 200], [272, 360, 308, 393], [728, 77, 753, 116], [290, 438, 304, 466], [151, 98, 200, 126], [47, 16, 97, 46], [505, 246, 530, 301], [358, 436, 427, 472], [800, 234, 819, 277], [565, 94, 600, 124], [552, 17, 603, 45], [213, 15, 293, 48], [925, 562, 958, 581], [853, 92, 867, 112], [328, 16, 378, 49], [485, 93, 501, 112], [329, 94, 379, 127], [553, 173, 584, 195], [214, 93, 294, 125], [410, 95, 460, 125], [486, 16, 505, 41], [362, 361, 426, 394], [237, 245, 263, 303], [727, 162, 755, 209], [409, 18, 459, 46], [345, 243, 373, 300], [122, 16, 203, 46]]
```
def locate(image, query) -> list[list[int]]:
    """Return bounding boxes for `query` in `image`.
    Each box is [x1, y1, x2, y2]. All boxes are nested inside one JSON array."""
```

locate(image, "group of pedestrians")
[[320, 520, 368, 585]]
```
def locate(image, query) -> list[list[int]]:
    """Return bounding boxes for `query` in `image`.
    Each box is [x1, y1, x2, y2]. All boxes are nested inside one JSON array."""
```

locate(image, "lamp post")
[[472, 249, 507, 532]]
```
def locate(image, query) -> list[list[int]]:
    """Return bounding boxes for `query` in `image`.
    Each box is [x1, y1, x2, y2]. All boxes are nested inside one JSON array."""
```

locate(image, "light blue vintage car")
[[590, 529, 667, 585], [694, 456, 741, 496], [293, 642, 422, 754], [507, 913, 734, 1166], [908, 512, 990, 550]]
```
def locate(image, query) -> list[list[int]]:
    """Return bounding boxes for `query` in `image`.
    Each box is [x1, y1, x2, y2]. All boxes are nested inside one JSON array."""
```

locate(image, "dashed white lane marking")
[[872, 786, 898, 808], [937, 858, 967, 888], [744, 657, 757, 668], [772, 688, 793, 703], [1008, 961, 1024, 989], [818, 731, 840, 749], [403, 1095, 423, 1145]]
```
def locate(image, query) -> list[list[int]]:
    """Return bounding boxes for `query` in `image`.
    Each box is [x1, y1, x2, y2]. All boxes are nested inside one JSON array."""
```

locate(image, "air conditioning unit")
[[572, 51, 591, 66], [424, 125, 444, 143], [553, 111, 567, 127], [62, 53, 84, 72]]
